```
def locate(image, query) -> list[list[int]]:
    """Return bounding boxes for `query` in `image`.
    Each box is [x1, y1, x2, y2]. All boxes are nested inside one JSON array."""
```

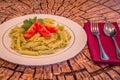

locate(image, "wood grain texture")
[[0, 0, 120, 79]]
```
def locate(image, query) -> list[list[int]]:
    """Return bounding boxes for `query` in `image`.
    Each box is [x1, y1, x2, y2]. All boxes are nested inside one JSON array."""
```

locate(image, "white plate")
[[0, 14, 87, 66]]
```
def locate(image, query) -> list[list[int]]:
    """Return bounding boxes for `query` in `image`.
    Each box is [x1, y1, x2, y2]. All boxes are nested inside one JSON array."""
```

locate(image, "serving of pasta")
[[9, 18, 71, 56]]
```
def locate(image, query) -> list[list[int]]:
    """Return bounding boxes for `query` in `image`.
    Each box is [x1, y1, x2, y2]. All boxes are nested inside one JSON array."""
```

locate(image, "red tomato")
[[24, 33, 33, 39], [40, 27, 52, 38], [35, 21, 43, 32], [45, 25, 58, 33], [24, 21, 57, 39], [24, 22, 37, 39], [36, 22, 52, 38]]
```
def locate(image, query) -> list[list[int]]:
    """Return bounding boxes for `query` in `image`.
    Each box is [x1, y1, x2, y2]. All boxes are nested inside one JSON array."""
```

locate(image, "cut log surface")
[[0, 0, 120, 80]]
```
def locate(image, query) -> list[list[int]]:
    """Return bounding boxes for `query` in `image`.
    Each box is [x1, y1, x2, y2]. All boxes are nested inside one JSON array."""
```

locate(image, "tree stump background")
[[0, 0, 120, 80]]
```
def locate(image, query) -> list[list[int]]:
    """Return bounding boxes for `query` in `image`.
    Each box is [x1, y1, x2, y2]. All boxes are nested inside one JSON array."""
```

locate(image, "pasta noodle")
[[9, 18, 71, 56]]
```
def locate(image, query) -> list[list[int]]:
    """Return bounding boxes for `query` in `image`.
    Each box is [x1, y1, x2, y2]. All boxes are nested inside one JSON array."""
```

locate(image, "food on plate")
[[9, 17, 71, 56]]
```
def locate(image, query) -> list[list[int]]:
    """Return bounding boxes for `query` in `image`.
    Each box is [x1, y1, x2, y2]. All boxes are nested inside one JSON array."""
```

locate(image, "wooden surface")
[[0, 0, 120, 80]]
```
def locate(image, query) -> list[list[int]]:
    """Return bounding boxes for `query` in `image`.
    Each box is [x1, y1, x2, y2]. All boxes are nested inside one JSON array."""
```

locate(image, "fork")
[[90, 21, 109, 60]]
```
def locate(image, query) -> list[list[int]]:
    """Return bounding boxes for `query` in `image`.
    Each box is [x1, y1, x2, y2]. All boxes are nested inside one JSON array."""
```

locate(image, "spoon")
[[104, 21, 120, 59]]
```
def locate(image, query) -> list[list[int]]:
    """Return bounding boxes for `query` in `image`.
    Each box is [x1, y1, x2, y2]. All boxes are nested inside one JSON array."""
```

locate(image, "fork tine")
[[94, 22, 97, 31], [90, 20, 96, 32], [96, 23, 99, 31], [91, 20, 99, 33], [90, 20, 94, 32]]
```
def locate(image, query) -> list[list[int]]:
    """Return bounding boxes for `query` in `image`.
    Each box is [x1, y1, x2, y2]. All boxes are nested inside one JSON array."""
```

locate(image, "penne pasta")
[[18, 50, 40, 56], [9, 18, 71, 56]]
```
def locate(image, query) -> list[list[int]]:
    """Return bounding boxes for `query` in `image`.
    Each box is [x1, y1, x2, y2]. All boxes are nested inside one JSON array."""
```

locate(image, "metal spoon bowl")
[[104, 22, 120, 58]]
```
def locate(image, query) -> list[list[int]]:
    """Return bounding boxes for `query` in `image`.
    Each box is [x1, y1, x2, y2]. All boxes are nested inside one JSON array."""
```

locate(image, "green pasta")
[[9, 18, 71, 56]]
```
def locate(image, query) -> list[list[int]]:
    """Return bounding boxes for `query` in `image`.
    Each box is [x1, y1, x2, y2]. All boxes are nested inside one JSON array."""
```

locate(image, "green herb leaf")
[[22, 17, 37, 31], [38, 19, 44, 24]]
